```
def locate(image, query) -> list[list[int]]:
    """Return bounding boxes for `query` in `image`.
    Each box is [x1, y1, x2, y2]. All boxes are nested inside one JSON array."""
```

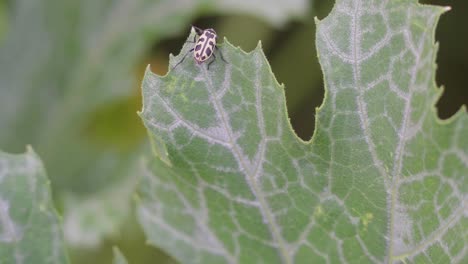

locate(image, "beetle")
[[173, 26, 227, 70]]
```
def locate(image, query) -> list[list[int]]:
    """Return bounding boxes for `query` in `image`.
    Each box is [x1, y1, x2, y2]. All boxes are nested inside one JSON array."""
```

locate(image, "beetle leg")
[[173, 48, 194, 69], [215, 46, 228, 63], [207, 53, 216, 70]]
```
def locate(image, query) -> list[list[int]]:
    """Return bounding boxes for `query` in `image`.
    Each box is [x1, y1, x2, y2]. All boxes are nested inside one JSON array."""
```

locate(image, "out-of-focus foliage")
[[0, 0, 309, 263], [0, 148, 69, 264], [0, 1, 6, 41], [0, 0, 466, 263], [113, 247, 128, 264]]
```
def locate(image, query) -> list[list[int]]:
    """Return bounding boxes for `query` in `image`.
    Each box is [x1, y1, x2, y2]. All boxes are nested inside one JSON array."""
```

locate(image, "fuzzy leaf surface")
[[138, 0, 468, 263]]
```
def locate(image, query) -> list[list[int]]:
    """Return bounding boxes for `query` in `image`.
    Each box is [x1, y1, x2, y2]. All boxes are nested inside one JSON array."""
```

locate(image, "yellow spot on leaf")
[[361, 212, 374, 232], [314, 205, 324, 217], [180, 93, 188, 103]]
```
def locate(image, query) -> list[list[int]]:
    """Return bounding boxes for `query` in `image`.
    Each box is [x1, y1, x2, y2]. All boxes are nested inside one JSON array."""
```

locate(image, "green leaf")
[[0, 147, 69, 263], [138, 0, 468, 263], [314, 1, 467, 262]]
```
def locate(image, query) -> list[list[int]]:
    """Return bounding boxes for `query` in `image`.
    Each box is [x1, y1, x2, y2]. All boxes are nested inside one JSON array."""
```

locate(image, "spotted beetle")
[[173, 26, 227, 70]]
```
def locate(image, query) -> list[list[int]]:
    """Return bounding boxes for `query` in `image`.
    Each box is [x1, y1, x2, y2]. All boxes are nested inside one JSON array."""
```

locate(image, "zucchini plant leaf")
[[0, 148, 69, 263], [137, 0, 467, 263]]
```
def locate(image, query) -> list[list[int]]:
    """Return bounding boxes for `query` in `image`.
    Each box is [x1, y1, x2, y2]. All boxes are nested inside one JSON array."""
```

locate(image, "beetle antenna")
[[191, 25, 204, 36], [172, 48, 194, 69]]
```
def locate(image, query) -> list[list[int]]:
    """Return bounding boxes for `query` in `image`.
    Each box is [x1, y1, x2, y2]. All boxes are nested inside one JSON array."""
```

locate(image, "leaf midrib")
[[346, 3, 446, 262], [200, 59, 292, 263], [347, 2, 390, 262]]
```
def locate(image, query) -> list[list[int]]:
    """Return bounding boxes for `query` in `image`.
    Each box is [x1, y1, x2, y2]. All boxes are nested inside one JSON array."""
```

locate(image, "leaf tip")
[[24, 145, 43, 169], [313, 16, 321, 24], [25, 144, 36, 156], [256, 40, 263, 50], [143, 64, 152, 76], [139, 65, 154, 118], [112, 247, 128, 264], [460, 104, 467, 114]]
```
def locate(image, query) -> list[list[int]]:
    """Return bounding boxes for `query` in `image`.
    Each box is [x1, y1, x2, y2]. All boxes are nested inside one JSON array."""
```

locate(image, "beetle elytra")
[[173, 26, 227, 70]]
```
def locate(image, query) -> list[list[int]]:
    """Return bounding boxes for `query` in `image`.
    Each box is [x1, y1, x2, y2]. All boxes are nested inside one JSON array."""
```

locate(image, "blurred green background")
[[0, 0, 465, 263]]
